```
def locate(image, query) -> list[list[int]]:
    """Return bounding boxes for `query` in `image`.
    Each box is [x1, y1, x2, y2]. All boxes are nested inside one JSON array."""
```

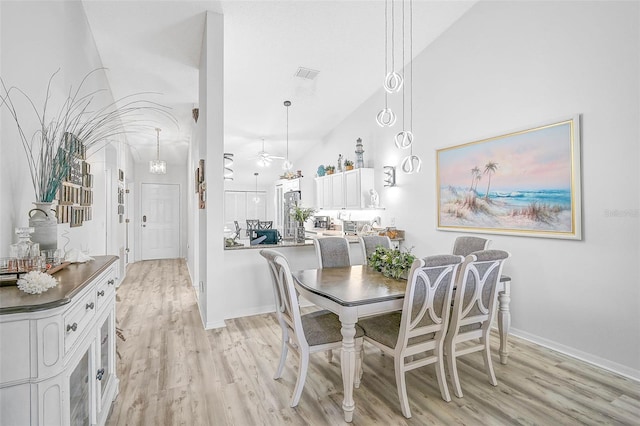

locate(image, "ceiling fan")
[[256, 138, 284, 167]]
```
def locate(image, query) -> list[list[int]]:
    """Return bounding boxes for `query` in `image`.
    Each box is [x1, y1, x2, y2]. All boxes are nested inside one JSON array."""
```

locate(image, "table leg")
[[498, 276, 511, 365], [339, 315, 357, 422]]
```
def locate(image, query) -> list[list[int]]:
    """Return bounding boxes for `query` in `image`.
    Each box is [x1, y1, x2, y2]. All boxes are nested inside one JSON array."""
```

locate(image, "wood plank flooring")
[[107, 259, 639, 425]]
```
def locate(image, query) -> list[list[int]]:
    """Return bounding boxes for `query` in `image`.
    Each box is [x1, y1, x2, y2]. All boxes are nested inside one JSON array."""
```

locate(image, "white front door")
[[140, 183, 180, 260]]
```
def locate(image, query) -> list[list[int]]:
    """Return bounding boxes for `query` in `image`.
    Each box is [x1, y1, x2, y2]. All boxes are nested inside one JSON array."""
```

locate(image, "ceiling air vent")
[[294, 67, 320, 80]]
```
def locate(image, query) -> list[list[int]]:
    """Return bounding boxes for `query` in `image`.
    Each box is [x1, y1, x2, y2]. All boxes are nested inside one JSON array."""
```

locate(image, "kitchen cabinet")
[[0, 256, 119, 426], [315, 168, 375, 210]]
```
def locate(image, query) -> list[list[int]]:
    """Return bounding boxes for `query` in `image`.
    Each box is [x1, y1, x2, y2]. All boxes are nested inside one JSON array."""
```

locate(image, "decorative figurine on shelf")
[[337, 154, 343, 172], [369, 189, 379, 208], [317, 165, 326, 177], [344, 159, 354, 170], [355, 137, 364, 169]]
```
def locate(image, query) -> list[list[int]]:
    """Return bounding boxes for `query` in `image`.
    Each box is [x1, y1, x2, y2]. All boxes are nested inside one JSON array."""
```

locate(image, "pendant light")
[[395, 0, 414, 150], [399, 0, 422, 174], [376, 0, 399, 127], [149, 128, 167, 174], [282, 100, 293, 171], [383, 0, 403, 94]]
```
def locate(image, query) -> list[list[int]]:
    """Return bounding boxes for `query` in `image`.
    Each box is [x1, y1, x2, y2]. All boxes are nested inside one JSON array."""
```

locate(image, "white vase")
[[29, 202, 58, 251]]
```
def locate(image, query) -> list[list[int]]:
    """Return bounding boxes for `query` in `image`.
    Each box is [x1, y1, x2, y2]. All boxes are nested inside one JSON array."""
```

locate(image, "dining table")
[[291, 264, 512, 423]]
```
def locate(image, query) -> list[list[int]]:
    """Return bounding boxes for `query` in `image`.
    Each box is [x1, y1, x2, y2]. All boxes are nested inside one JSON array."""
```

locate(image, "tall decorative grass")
[[1, 68, 175, 202]]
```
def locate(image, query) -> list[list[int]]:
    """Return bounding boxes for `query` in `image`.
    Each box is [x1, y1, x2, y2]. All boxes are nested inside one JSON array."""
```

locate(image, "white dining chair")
[[358, 254, 464, 418], [260, 249, 364, 407], [359, 235, 392, 265], [313, 236, 351, 268], [444, 249, 510, 398], [451, 236, 491, 257]]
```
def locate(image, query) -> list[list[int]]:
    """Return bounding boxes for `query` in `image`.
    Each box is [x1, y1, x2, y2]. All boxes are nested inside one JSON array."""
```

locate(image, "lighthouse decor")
[[355, 138, 365, 169]]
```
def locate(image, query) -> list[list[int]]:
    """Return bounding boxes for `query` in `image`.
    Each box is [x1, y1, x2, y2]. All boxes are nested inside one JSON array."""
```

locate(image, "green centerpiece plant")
[[290, 206, 316, 243], [368, 246, 416, 280]]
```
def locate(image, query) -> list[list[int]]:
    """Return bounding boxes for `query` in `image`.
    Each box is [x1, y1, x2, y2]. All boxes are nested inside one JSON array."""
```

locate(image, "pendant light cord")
[[409, 0, 413, 156], [384, 0, 389, 109], [401, 0, 405, 129], [156, 128, 161, 160]]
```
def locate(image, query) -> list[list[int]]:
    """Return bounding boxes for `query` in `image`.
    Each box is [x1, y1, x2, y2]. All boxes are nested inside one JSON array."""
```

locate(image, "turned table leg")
[[339, 313, 358, 422], [498, 275, 511, 365]]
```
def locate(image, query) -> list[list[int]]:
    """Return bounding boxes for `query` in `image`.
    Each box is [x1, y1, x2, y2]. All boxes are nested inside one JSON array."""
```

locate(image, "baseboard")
[[224, 304, 276, 321], [204, 320, 226, 330], [509, 327, 640, 382]]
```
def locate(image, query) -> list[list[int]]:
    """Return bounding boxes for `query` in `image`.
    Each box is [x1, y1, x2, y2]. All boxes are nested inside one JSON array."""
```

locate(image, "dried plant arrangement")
[[1, 68, 175, 202]]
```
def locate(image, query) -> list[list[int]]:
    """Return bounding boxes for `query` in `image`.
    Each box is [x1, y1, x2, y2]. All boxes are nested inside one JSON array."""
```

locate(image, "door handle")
[[142, 215, 147, 222]]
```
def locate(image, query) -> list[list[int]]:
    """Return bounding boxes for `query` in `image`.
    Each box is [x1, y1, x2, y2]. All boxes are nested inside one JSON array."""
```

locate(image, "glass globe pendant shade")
[[384, 71, 403, 93], [149, 159, 167, 174], [394, 130, 414, 149], [282, 159, 293, 171], [376, 108, 397, 127], [400, 154, 422, 174], [149, 128, 167, 174]]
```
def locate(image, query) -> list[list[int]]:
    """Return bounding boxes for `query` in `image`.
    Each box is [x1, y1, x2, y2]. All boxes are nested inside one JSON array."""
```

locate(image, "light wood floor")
[[107, 259, 639, 425]]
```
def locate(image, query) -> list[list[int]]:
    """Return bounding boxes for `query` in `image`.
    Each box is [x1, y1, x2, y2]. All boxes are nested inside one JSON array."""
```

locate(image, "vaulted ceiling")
[[83, 0, 476, 185]]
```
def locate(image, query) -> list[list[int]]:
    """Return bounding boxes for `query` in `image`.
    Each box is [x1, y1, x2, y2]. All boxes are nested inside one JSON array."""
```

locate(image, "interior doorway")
[[140, 183, 180, 260]]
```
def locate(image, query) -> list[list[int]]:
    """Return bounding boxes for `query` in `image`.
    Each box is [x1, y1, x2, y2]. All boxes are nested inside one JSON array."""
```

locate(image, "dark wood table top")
[[0, 255, 118, 315], [292, 265, 407, 307]]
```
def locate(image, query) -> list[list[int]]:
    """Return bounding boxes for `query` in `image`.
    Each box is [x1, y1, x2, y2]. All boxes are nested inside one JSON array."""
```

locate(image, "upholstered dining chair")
[[313, 236, 351, 268], [358, 254, 464, 418], [359, 235, 392, 265], [451, 236, 491, 257], [259, 249, 364, 407], [444, 249, 510, 398]]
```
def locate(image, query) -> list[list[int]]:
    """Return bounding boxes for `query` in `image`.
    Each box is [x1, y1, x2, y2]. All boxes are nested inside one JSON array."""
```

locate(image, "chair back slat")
[[397, 254, 464, 352], [451, 250, 510, 336], [260, 249, 306, 345]]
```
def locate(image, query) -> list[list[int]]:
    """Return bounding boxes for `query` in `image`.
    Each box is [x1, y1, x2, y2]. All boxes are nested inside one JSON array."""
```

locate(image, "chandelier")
[[149, 128, 166, 174]]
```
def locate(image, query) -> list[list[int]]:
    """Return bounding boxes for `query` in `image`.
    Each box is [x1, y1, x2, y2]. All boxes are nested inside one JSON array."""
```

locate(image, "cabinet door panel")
[[68, 348, 91, 426], [0, 384, 30, 425], [331, 174, 344, 209], [344, 170, 361, 209]]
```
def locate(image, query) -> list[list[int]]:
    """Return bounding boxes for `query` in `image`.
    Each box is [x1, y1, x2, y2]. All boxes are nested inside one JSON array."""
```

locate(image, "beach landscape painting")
[[437, 116, 582, 239]]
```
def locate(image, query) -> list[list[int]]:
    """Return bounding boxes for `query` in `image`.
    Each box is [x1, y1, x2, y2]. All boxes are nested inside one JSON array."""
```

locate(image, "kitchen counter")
[[225, 238, 315, 250], [224, 234, 403, 250]]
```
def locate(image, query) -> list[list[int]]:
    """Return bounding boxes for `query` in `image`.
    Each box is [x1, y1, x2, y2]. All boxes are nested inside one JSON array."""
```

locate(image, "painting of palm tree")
[[483, 161, 498, 200], [436, 116, 582, 239]]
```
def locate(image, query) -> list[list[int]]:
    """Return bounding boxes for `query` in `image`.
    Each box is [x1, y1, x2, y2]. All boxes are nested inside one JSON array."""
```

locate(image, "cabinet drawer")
[[95, 269, 116, 312], [63, 291, 96, 353]]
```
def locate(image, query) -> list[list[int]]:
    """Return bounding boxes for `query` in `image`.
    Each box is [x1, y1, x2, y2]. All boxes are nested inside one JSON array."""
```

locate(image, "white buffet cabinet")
[[0, 256, 119, 426], [315, 168, 375, 210]]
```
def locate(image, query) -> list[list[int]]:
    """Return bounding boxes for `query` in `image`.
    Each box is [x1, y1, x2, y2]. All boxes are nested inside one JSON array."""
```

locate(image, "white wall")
[[296, 1, 640, 378], [0, 1, 128, 257]]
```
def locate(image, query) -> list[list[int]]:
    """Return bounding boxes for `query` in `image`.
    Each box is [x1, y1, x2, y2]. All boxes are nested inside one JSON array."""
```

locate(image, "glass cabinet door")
[[69, 349, 91, 426], [99, 316, 110, 396], [96, 311, 115, 416]]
